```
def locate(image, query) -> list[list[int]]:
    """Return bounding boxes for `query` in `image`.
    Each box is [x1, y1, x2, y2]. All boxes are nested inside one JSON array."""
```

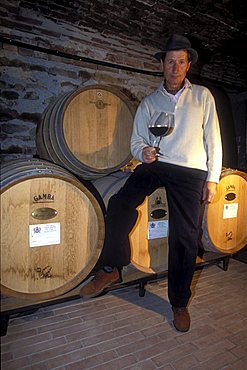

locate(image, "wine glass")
[[148, 112, 174, 156]]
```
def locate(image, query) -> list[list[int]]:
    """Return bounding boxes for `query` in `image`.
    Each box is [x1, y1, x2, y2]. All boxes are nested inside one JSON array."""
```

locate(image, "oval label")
[[150, 209, 167, 219], [224, 192, 236, 201], [31, 207, 58, 220]]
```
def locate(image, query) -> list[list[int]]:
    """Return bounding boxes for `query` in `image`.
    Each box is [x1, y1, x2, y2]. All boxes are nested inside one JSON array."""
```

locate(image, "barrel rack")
[[1, 251, 231, 337]]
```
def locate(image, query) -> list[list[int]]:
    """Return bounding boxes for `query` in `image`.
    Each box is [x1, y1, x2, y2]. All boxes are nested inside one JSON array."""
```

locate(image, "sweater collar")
[[157, 78, 192, 93]]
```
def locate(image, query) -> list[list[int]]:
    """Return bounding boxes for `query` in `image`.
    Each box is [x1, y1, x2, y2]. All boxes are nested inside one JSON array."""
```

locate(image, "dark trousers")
[[99, 162, 207, 307]]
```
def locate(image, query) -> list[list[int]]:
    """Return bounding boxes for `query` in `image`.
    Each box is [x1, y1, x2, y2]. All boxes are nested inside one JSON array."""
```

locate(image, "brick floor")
[[1, 258, 247, 370]]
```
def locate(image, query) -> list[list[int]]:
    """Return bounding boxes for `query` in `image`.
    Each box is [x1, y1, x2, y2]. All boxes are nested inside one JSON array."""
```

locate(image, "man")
[[80, 34, 222, 332]]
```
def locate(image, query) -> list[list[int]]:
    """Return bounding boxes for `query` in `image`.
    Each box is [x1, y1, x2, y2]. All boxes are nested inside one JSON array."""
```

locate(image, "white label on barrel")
[[223, 203, 238, 219], [29, 222, 60, 247], [148, 220, 169, 239]]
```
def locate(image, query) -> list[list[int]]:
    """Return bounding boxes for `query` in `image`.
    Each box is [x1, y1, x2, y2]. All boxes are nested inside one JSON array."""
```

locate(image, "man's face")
[[163, 50, 191, 87]]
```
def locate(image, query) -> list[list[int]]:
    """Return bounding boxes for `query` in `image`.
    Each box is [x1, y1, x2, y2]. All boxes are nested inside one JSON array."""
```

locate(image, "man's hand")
[[142, 146, 157, 164], [202, 181, 217, 203]]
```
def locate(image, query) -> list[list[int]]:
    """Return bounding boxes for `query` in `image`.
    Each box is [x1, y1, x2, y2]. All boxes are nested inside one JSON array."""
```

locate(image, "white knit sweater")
[[131, 80, 222, 183]]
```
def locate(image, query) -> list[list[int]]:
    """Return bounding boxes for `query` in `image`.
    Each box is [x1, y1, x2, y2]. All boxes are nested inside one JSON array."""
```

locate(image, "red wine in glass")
[[149, 126, 174, 137], [148, 112, 174, 155]]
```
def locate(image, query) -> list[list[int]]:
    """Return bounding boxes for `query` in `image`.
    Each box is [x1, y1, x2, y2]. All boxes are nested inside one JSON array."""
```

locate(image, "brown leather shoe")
[[172, 306, 190, 332], [79, 268, 122, 298]]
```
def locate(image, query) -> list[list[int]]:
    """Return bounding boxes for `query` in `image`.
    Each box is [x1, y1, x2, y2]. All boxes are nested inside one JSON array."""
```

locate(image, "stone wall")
[[0, 39, 159, 159]]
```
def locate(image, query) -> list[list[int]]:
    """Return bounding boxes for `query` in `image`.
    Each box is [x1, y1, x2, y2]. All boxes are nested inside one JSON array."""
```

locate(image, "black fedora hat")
[[154, 34, 198, 64]]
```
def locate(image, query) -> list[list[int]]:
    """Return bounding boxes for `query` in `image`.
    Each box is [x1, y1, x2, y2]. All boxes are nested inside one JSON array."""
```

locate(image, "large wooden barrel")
[[202, 168, 247, 254], [36, 84, 136, 180], [93, 172, 169, 273], [0, 159, 105, 300]]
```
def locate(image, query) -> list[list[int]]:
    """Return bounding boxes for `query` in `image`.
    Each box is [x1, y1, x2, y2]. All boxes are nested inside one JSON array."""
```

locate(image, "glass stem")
[[157, 136, 162, 148]]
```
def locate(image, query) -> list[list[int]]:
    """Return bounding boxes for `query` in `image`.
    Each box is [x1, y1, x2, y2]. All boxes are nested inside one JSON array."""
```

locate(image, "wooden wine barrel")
[[0, 159, 105, 300], [36, 85, 136, 180], [202, 168, 247, 254], [93, 172, 169, 273]]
